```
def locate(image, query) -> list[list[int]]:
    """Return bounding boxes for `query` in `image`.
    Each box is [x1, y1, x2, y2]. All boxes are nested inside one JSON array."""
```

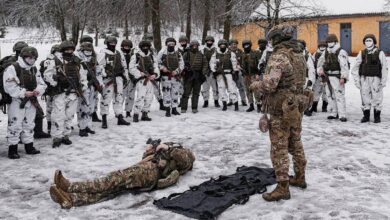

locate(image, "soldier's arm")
[[157, 50, 165, 70], [43, 59, 58, 87], [176, 53, 185, 74], [3, 65, 26, 98], [230, 52, 239, 72], [379, 50, 388, 88], [97, 50, 107, 78], [35, 68, 47, 95], [209, 52, 217, 72], [156, 170, 180, 189], [79, 64, 88, 91], [120, 52, 130, 80], [153, 56, 161, 78], [202, 54, 208, 75], [338, 49, 350, 81], [351, 51, 363, 88], [316, 52, 326, 75], [129, 54, 143, 79], [95, 64, 104, 87], [306, 55, 316, 86]]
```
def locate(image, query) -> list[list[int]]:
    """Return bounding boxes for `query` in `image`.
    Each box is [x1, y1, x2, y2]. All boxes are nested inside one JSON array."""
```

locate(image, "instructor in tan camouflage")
[[49, 140, 195, 209], [250, 24, 311, 202]]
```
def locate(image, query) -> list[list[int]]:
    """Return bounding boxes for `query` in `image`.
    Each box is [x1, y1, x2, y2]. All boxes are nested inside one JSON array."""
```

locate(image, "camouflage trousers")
[[67, 162, 159, 206], [244, 75, 261, 104], [269, 114, 307, 182]]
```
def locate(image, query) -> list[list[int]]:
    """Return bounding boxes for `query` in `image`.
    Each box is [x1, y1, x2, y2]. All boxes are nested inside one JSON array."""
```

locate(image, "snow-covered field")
[[1, 28, 390, 220]]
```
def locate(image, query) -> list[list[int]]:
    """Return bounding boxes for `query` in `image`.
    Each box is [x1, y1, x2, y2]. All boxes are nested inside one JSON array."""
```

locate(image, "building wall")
[[232, 15, 389, 55]]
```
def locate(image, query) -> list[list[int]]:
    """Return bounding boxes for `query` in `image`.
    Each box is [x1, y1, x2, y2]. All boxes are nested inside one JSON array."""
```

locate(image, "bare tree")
[[185, 0, 192, 41], [202, 0, 211, 43], [151, 0, 162, 51]]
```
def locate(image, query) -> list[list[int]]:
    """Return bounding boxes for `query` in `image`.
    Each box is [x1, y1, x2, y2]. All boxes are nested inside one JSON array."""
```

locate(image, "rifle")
[[57, 64, 88, 105], [137, 54, 158, 87], [321, 73, 333, 98], [105, 54, 119, 94], [81, 62, 102, 94], [146, 138, 169, 163], [20, 96, 44, 118]]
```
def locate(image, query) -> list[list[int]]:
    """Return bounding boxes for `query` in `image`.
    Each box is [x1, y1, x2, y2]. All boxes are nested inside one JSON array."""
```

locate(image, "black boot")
[[304, 109, 312, 116], [242, 100, 248, 106], [102, 114, 108, 129], [166, 107, 171, 117], [62, 136, 72, 145], [25, 143, 40, 155], [133, 114, 139, 123], [172, 108, 180, 115], [257, 104, 262, 113], [327, 114, 339, 120], [360, 110, 370, 123], [47, 121, 52, 134], [85, 127, 95, 134], [79, 129, 89, 137], [126, 111, 131, 118], [374, 109, 381, 123], [222, 101, 227, 111], [202, 100, 209, 108], [246, 103, 255, 112], [322, 101, 328, 112], [34, 117, 51, 139], [234, 102, 239, 111], [52, 138, 62, 148], [159, 99, 165, 111], [227, 101, 233, 106], [117, 114, 130, 126], [8, 145, 20, 159], [310, 101, 318, 113], [141, 112, 152, 121], [214, 100, 220, 108], [92, 112, 102, 122]]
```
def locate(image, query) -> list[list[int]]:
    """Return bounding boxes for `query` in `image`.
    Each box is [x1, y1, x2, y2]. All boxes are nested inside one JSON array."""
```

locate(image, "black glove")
[[307, 80, 313, 87]]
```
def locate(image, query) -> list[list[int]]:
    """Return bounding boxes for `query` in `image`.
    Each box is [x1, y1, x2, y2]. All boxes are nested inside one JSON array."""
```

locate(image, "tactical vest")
[[324, 48, 341, 72], [136, 53, 154, 74], [14, 63, 38, 91], [187, 51, 204, 72], [314, 52, 322, 69], [54, 56, 81, 91], [82, 58, 97, 82], [242, 51, 259, 75], [162, 52, 180, 71], [203, 47, 216, 62], [105, 51, 124, 78], [359, 49, 382, 77], [216, 51, 233, 73]]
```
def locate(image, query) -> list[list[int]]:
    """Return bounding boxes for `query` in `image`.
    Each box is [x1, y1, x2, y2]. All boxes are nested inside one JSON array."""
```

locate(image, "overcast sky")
[[317, 0, 387, 14]]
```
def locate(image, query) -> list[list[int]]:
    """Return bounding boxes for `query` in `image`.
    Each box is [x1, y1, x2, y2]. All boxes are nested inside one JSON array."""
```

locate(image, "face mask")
[[206, 43, 213, 48], [167, 46, 175, 52], [107, 44, 116, 52], [328, 42, 336, 48], [83, 51, 93, 56], [220, 46, 227, 53], [365, 39, 374, 49], [63, 52, 73, 60], [319, 47, 326, 52], [141, 47, 150, 54], [24, 57, 36, 66], [181, 43, 187, 48], [122, 48, 131, 54]]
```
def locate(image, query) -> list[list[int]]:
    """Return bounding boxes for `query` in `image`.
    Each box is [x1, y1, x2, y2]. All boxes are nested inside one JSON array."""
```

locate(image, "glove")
[[306, 80, 313, 87], [259, 114, 269, 133], [212, 72, 218, 79]]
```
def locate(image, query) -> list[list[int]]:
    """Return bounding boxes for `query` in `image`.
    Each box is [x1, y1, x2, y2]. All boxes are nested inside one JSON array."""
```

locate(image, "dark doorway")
[[340, 23, 352, 55], [379, 21, 390, 54], [317, 24, 328, 43]]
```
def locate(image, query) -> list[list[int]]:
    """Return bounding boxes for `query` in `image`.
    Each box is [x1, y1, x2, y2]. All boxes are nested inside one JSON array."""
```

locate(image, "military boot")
[[202, 100, 209, 108], [257, 104, 262, 113], [172, 108, 180, 116], [214, 100, 220, 108], [327, 114, 339, 120], [49, 185, 73, 209], [133, 114, 139, 123], [166, 107, 171, 117], [54, 170, 70, 191], [141, 112, 152, 121], [181, 109, 187, 113], [25, 143, 40, 155], [85, 127, 95, 134], [222, 101, 227, 111], [159, 99, 165, 111], [246, 103, 255, 112], [126, 111, 131, 118], [52, 138, 62, 148], [374, 109, 381, 123], [234, 102, 239, 111], [322, 101, 328, 112], [304, 109, 312, 116], [79, 129, 89, 137], [102, 114, 108, 129], [34, 117, 51, 139], [92, 112, 102, 122], [192, 109, 198, 114], [117, 114, 130, 126], [340, 117, 347, 122], [47, 121, 52, 134], [360, 110, 370, 123], [242, 100, 248, 106], [289, 169, 307, 189], [62, 136, 72, 145], [227, 101, 233, 106], [262, 181, 291, 202], [309, 101, 318, 113], [8, 145, 20, 159]]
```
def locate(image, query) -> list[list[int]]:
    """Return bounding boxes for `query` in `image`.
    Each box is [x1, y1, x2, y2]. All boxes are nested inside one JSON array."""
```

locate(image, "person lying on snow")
[[49, 139, 195, 209]]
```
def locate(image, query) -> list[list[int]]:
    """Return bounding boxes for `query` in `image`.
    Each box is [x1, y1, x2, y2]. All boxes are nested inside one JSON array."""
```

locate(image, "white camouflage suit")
[[119, 49, 136, 113], [201, 46, 219, 101], [351, 47, 388, 111], [97, 48, 128, 117], [157, 48, 185, 108], [76, 51, 103, 130], [44, 53, 88, 139], [3, 57, 47, 145], [317, 44, 350, 118], [312, 50, 328, 103], [304, 50, 316, 90], [210, 48, 239, 103], [129, 50, 160, 115], [41, 53, 59, 123]]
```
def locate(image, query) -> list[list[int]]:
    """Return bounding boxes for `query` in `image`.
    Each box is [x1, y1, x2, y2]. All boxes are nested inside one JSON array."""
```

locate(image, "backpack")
[[0, 56, 17, 107]]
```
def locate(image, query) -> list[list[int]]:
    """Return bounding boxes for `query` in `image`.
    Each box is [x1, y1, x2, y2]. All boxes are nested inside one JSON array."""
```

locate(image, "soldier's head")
[[79, 35, 93, 44], [266, 24, 294, 46], [325, 34, 338, 48], [318, 41, 327, 52], [169, 147, 195, 174], [258, 38, 268, 50], [165, 37, 177, 53], [242, 39, 252, 53], [229, 39, 239, 49], [105, 36, 117, 52], [13, 41, 28, 57], [139, 40, 151, 54], [50, 44, 61, 55], [121, 39, 133, 54], [218, 39, 228, 52], [60, 40, 76, 60], [179, 35, 189, 48], [20, 46, 38, 66], [363, 34, 377, 49], [80, 42, 94, 57], [205, 35, 215, 47], [189, 40, 200, 52]]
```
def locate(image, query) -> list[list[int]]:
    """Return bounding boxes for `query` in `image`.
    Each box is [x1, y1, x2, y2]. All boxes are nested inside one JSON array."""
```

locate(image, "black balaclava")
[[167, 46, 175, 52], [180, 43, 187, 49], [220, 45, 227, 53], [191, 46, 198, 53], [206, 41, 213, 48], [141, 46, 150, 54], [121, 47, 131, 54], [107, 44, 116, 52], [243, 44, 251, 53], [62, 50, 73, 61]]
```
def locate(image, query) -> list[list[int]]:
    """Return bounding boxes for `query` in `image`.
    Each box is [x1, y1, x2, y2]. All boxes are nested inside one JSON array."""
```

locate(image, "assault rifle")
[[20, 96, 44, 118], [57, 65, 88, 105], [320, 73, 333, 98], [81, 62, 102, 94]]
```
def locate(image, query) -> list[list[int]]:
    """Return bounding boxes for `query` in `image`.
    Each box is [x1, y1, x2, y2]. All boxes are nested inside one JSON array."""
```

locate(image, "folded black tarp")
[[154, 166, 276, 219]]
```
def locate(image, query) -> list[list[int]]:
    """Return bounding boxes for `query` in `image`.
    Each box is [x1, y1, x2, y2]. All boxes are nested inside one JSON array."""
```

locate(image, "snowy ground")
[[1, 28, 390, 220]]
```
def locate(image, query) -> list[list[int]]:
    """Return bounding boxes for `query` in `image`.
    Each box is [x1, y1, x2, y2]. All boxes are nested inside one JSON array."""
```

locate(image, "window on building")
[[380, 21, 390, 54], [317, 24, 328, 43]]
